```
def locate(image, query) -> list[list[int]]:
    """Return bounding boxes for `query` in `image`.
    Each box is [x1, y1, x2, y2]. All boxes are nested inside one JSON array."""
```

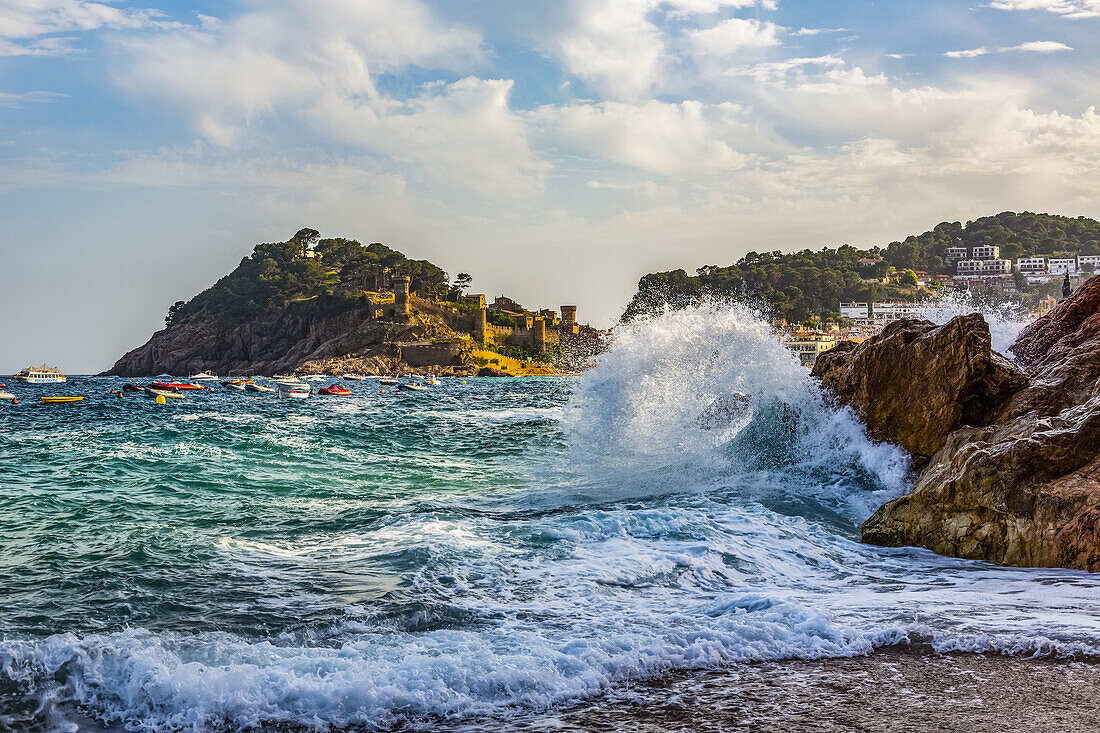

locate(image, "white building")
[[945, 247, 968, 261], [1049, 258, 1077, 274], [981, 259, 1011, 275], [1016, 256, 1047, 273], [839, 302, 869, 319], [872, 302, 923, 322], [956, 259, 984, 276], [972, 245, 1000, 260], [1078, 255, 1100, 271]]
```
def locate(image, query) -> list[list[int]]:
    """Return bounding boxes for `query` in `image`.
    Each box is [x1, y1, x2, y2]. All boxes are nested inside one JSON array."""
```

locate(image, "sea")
[[3, 304, 1099, 732]]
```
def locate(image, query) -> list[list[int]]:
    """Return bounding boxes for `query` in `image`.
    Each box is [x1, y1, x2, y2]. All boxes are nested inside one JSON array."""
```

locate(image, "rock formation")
[[817, 275, 1100, 571], [811, 315, 1026, 461]]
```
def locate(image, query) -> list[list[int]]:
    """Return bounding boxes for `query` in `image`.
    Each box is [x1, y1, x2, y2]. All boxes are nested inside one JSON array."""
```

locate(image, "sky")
[[1, 0, 1099, 372]]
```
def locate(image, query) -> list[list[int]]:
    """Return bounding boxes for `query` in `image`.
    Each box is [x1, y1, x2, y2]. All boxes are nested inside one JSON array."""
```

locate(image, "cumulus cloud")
[[0, 0, 169, 54], [688, 17, 782, 58], [988, 0, 1100, 18], [944, 40, 1073, 58], [548, 0, 780, 99]]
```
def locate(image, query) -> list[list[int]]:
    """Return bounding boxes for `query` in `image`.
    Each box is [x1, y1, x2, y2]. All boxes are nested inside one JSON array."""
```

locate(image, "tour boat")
[[41, 395, 84, 404], [188, 372, 218, 381], [146, 388, 185, 400], [245, 382, 276, 393], [150, 380, 203, 391], [13, 365, 66, 384], [319, 384, 352, 396]]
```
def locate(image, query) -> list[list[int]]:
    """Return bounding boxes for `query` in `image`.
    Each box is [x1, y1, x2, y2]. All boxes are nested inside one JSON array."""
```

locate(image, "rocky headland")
[[813, 274, 1100, 571], [105, 230, 601, 377]]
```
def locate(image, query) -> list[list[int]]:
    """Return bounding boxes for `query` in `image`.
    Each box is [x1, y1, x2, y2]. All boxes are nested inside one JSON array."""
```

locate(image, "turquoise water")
[[3, 306, 1099, 731]]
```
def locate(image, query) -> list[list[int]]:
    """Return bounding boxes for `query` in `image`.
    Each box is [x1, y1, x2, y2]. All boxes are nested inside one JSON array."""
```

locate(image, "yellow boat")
[[41, 396, 84, 404]]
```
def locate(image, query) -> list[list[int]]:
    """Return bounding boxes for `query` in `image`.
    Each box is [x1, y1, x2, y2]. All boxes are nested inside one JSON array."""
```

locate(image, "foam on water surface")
[[1, 304, 1096, 732]]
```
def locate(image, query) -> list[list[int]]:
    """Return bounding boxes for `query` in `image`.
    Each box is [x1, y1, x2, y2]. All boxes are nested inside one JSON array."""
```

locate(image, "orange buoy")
[[11, 398, 17, 404]]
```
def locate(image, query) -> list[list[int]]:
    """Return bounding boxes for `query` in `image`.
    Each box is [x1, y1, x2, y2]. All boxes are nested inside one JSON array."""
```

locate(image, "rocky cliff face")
[[816, 275, 1100, 571], [105, 299, 462, 376], [812, 315, 1026, 461]]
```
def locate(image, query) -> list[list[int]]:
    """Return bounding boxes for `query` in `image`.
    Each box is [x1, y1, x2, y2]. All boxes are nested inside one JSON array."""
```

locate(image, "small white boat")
[[378, 377, 399, 385], [279, 386, 311, 399], [246, 383, 276, 392], [0, 391, 15, 400], [188, 372, 218, 381], [398, 382, 428, 391], [146, 388, 185, 400], [342, 374, 365, 381]]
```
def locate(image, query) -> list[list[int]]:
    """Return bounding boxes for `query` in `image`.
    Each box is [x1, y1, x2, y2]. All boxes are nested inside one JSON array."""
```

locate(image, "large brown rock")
[[811, 314, 1026, 460], [860, 275, 1100, 571]]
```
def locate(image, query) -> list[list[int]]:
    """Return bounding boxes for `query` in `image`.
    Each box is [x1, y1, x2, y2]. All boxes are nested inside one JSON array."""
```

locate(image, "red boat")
[[319, 384, 353, 396], [150, 381, 204, 391]]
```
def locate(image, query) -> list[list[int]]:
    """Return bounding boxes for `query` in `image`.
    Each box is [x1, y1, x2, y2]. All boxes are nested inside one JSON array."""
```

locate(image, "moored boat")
[[378, 377, 399, 385], [145, 388, 185, 399], [188, 372, 218, 381], [122, 383, 145, 392], [222, 378, 252, 390], [150, 380, 204, 391], [398, 382, 428, 392], [0, 391, 15, 400], [342, 374, 364, 381], [245, 382, 276, 392], [278, 386, 311, 399], [41, 395, 83, 404], [319, 384, 352, 396], [14, 365, 66, 384]]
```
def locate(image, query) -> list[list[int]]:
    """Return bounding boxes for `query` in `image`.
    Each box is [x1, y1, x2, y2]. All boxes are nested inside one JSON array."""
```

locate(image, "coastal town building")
[[945, 246, 968, 261], [872, 302, 923, 322], [972, 245, 1000, 260], [839, 302, 869, 319], [1049, 258, 1077, 274], [1016, 257, 1047, 274], [1079, 255, 1100, 271], [784, 330, 836, 366]]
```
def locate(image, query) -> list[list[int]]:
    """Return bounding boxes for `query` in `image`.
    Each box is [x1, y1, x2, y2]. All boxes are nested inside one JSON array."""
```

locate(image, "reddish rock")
[[811, 314, 1026, 460], [1010, 274, 1100, 371], [860, 278, 1100, 572]]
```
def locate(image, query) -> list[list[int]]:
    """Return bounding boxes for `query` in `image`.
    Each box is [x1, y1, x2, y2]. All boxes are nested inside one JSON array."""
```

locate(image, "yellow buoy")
[[155, 394, 166, 405]]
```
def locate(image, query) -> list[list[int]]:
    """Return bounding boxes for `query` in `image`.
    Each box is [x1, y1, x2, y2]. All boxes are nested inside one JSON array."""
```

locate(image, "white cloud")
[[0, 89, 65, 106], [688, 17, 782, 58], [988, 0, 1100, 18], [549, 0, 780, 100], [944, 40, 1073, 57], [792, 27, 851, 36], [113, 0, 485, 145], [314, 77, 550, 198], [0, 0, 168, 54]]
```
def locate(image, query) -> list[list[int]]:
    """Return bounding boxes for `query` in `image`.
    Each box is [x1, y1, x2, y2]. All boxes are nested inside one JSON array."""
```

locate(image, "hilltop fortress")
[[106, 230, 606, 377]]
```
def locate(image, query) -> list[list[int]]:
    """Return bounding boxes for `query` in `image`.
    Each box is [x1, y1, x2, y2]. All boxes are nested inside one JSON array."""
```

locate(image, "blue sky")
[[1, 0, 1098, 372]]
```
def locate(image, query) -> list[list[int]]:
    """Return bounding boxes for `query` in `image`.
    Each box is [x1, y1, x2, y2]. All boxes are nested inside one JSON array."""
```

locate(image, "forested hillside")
[[167, 228, 450, 328], [622, 212, 1100, 324]]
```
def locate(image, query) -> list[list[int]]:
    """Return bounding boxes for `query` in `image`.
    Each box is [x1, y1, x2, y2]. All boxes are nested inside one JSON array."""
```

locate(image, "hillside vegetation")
[[622, 212, 1100, 324], [168, 228, 450, 327]]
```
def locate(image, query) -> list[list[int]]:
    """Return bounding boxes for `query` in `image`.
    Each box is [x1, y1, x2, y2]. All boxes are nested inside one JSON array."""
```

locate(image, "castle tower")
[[473, 307, 488, 343], [532, 316, 546, 353], [394, 276, 410, 318], [560, 305, 577, 334]]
